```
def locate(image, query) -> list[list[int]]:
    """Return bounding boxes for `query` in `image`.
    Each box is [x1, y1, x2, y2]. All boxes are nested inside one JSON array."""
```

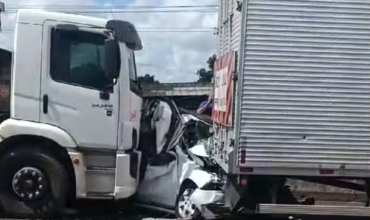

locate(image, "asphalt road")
[[0, 201, 366, 220], [0, 200, 170, 220], [0, 216, 365, 220]]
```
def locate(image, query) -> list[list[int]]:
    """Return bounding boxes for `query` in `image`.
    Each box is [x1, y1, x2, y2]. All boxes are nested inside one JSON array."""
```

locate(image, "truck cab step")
[[85, 192, 114, 199], [86, 167, 115, 173]]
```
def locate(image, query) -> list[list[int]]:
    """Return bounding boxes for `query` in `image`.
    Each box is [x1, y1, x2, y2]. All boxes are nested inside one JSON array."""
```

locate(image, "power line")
[[1, 30, 214, 33], [133, 28, 215, 30], [1, 28, 215, 33], [138, 30, 214, 33], [3, 5, 218, 14], [6, 4, 218, 9], [1, 27, 215, 30], [3, 9, 217, 14]]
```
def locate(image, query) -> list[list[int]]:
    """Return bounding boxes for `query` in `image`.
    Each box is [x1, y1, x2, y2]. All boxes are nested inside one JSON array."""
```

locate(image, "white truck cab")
[[0, 7, 172, 218]]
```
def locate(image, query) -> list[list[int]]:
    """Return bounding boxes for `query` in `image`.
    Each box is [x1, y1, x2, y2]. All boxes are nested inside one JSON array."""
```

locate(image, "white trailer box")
[[213, 0, 370, 178], [210, 0, 370, 217]]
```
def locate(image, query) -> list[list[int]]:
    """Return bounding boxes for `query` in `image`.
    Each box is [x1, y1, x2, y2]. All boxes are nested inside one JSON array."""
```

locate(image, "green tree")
[[138, 74, 160, 85], [196, 54, 216, 83]]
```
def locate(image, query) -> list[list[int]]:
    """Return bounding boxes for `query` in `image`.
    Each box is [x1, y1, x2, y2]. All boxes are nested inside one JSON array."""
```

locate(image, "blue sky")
[[0, 0, 218, 82]]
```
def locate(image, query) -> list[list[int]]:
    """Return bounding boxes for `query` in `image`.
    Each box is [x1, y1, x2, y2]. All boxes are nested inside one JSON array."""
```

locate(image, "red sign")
[[212, 52, 236, 127]]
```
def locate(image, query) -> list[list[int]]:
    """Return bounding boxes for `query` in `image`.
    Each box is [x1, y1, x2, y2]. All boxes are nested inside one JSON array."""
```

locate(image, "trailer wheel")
[[0, 147, 69, 218], [175, 183, 201, 220]]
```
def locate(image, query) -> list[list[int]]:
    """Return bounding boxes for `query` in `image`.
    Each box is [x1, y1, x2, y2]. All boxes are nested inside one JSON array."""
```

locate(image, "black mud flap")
[[129, 151, 139, 179], [225, 177, 243, 211]]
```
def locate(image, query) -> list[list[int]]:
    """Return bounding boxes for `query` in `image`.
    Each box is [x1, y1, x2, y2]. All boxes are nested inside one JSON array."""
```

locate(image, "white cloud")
[[124, 0, 218, 82], [0, 0, 97, 50], [0, 0, 218, 82]]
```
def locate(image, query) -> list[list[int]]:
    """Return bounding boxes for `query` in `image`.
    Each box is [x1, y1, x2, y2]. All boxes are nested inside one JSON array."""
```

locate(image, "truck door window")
[[128, 51, 137, 81], [50, 29, 112, 91], [128, 50, 141, 95]]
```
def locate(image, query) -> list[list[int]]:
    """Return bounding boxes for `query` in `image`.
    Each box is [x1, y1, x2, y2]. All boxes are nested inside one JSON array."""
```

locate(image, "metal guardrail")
[[142, 83, 212, 97], [143, 83, 212, 92], [143, 82, 212, 89]]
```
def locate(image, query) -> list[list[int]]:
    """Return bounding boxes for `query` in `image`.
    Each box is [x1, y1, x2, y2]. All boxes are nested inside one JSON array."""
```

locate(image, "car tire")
[[175, 183, 201, 220], [0, 146, 69, 218]]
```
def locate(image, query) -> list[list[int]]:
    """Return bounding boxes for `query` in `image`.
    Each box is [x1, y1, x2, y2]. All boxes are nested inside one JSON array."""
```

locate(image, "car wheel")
[[0, 147, 69, 218], [175, 184, 201, 220]]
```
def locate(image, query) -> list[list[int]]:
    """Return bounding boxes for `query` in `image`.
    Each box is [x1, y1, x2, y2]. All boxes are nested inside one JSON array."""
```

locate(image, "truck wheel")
[[0, 147, 69, 218], [175, 184, 201, 220]]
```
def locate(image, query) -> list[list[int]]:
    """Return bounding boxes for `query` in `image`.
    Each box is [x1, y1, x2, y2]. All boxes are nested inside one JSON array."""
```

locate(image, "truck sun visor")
[[106, 20, 143, 51]]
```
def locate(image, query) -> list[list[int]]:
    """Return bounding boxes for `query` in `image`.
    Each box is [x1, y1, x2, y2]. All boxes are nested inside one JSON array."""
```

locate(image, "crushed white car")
[[134, 99, 225, 219]]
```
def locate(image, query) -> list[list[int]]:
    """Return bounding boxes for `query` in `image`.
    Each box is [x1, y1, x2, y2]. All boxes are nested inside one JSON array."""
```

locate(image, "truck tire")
[[175, 183, 201, 220], [0, 147, 69, 218]]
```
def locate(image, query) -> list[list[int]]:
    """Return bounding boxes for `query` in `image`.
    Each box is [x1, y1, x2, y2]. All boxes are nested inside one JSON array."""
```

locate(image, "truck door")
[[40, 21, 119, 150]]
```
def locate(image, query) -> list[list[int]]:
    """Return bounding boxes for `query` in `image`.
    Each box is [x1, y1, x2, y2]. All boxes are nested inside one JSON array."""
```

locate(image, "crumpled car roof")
[[179, 107, 212, 126]]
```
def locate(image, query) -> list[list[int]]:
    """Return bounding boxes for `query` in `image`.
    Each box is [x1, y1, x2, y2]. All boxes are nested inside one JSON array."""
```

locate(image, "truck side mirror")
[[104, 39, 121, 79]]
